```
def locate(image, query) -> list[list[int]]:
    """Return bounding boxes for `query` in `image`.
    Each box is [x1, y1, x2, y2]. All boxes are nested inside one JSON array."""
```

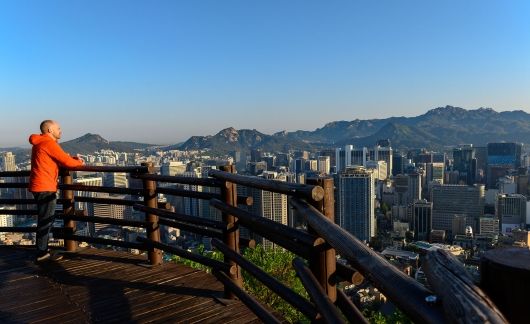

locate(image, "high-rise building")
[[407, 172, 422, 203], [426, 162, 444, 184], [160, 161, 186, 176], [275, 153, 290, 168], [87, 193, 129, 234], [0, 152, 16, 172], [305, 159, 318, 172], [262, 155, 276, 170], [412, 200, 432, 241], [248, 171, 288, 249], [487, 142, 522, 189], [247, 161, 267, 175], [293, 158, 306, 175], [431, 184, 485, 236], [453, 145, 476, 185], [393, 174, 409, 206], [317, 156, 330, 175], [496, 194, 526, 234], [392, 152, 406, 176], [452, 215, 467, 236], [366, 160, 387, 181], [250, 149, 263, 162], [104, 172, 128, 188], [319, 149, 336, 169], [352, 147, 368, 167], [370, 143, 393, 178], [335, 145, 351, 173], [335, 166, 376, 242], [74, 176, 103, 211]]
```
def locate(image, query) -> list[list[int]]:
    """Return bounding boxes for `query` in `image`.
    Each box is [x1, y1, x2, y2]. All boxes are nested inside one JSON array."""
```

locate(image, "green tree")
[[242, 245, 309, 323], [171, 244, 309, 323]]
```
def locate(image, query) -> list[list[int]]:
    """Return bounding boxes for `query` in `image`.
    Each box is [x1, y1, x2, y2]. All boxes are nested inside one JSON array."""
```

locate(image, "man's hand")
[[73, 156, 85, 165]]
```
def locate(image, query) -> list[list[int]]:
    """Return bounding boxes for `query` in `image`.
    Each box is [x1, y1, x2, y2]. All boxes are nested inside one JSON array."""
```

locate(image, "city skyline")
[[1, 1, 529, 147]]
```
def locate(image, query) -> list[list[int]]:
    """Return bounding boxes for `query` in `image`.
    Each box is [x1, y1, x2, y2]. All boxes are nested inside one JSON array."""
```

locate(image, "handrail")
[[292, 258, 345, 323], [424, 249, 507, 323], [212, 238, 319, 321], [57, 213, 149, 228], [131, 173, 222, 187], [133, 204, 227, 230], [69, 165, 149, 173], [212, 270, 282, 324], [208, 169, 324, 202], [59, 184, 144, 196], [137, 236, 236, 275], [0, 168, 504, 323], [290, 198, 446, 324], [0, 170, 31, 177]]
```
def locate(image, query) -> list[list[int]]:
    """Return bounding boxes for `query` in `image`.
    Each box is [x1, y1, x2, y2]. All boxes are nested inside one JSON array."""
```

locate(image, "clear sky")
[[1, 0, 529, 147]]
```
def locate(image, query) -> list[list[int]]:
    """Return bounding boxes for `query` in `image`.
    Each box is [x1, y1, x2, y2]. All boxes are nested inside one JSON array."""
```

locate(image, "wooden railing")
[[0, 166, 508, 323]]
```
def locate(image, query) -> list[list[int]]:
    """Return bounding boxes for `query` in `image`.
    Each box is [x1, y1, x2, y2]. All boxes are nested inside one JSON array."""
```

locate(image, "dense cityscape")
[[2, 131, 529, 317]]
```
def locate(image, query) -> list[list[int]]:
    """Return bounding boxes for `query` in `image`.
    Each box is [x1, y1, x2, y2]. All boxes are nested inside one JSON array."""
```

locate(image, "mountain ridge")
[[2, 106, 530, 157], [176, 105, 530, 153]]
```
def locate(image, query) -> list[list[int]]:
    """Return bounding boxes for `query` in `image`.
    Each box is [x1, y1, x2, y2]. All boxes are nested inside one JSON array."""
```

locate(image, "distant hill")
[[176, 106, 530, 152], [0, 133, 155, 160], [60, 133, 154, 155], [3, 106, 530, 160]]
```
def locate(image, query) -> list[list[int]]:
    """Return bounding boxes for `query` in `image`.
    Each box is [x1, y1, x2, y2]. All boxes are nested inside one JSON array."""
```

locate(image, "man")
[[29, 120, 84, 262]]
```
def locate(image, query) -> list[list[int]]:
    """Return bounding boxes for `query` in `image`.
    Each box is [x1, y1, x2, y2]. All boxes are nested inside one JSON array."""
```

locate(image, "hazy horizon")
[[1, 105, 527, 148], [1, 1, 529, 147]]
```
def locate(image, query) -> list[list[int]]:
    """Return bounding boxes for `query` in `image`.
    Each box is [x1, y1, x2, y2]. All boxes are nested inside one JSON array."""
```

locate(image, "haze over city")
[[1, 0, 529, 147]]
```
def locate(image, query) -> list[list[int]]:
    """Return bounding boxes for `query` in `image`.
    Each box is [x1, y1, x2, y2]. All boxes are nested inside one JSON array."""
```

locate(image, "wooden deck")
[[0, 246, 261, 323]]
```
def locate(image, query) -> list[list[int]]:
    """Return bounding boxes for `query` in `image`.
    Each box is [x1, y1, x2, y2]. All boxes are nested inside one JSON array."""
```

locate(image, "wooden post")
[[306, 177, 337, 303], [220, 165, 243, 298], [142, 162, 162, 266], [61, 170, 77, 252], [481, 247, 530, 323]]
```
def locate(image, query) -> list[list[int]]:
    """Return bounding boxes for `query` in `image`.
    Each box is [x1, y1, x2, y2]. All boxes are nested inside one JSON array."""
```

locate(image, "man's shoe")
[[36, 252, 51, 263], [35, 252, 63, 263]]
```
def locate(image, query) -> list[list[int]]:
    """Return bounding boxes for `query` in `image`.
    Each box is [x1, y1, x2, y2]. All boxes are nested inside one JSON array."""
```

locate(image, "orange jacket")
[[29, 134, 83, 192]]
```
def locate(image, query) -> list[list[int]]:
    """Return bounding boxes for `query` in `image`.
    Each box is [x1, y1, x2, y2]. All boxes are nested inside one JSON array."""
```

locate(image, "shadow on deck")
[[0, 246, 260, 323]]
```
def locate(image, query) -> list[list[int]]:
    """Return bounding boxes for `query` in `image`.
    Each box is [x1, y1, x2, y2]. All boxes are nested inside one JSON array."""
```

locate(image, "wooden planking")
[[0, 246, 260, 323]]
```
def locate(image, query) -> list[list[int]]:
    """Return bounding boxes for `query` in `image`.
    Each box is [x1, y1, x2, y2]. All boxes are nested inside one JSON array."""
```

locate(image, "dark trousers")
[[33, 192, 57, 256]]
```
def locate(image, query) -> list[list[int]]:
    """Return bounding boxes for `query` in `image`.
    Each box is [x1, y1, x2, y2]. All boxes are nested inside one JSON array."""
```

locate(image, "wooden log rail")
[[134, 204, 227, 230], [209, 198, 316, 259], [0, 170, 31, 177], [211, 238, 319, 321], [213, 270, 282, 324], [137, 236, 236, 275], [290, 198, 446, 324], [424, 249, 507, 323], [1, 167, 507, 323], [130, 173, 222, 187], [292, 258, 345, 323], [208, 169, 325, 202]]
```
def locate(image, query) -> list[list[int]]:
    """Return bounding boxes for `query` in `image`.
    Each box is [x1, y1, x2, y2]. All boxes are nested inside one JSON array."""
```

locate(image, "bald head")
[[39, 120, 62, 141]]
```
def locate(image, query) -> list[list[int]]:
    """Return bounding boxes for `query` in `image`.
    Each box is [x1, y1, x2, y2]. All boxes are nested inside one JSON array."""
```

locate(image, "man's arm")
[[48, 142, 84, 168]]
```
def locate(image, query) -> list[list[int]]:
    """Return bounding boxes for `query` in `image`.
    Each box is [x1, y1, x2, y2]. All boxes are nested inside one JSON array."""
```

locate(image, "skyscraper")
[[335, 166, 376, 242], [453, 145, 476, 185], [496, 194, 526, 234], [248, 171, 288, 249], [370, 142, 393, 178], [431, 184, 485, 235], [487, 142, 522, 189], [104, 172, 128, 188], [317, 156, 331, 175], [412, 200, 432, 241]]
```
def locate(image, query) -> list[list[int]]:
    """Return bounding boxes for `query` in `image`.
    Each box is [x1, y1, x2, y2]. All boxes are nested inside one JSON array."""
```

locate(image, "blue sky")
[[1, 0, 529, 146]]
